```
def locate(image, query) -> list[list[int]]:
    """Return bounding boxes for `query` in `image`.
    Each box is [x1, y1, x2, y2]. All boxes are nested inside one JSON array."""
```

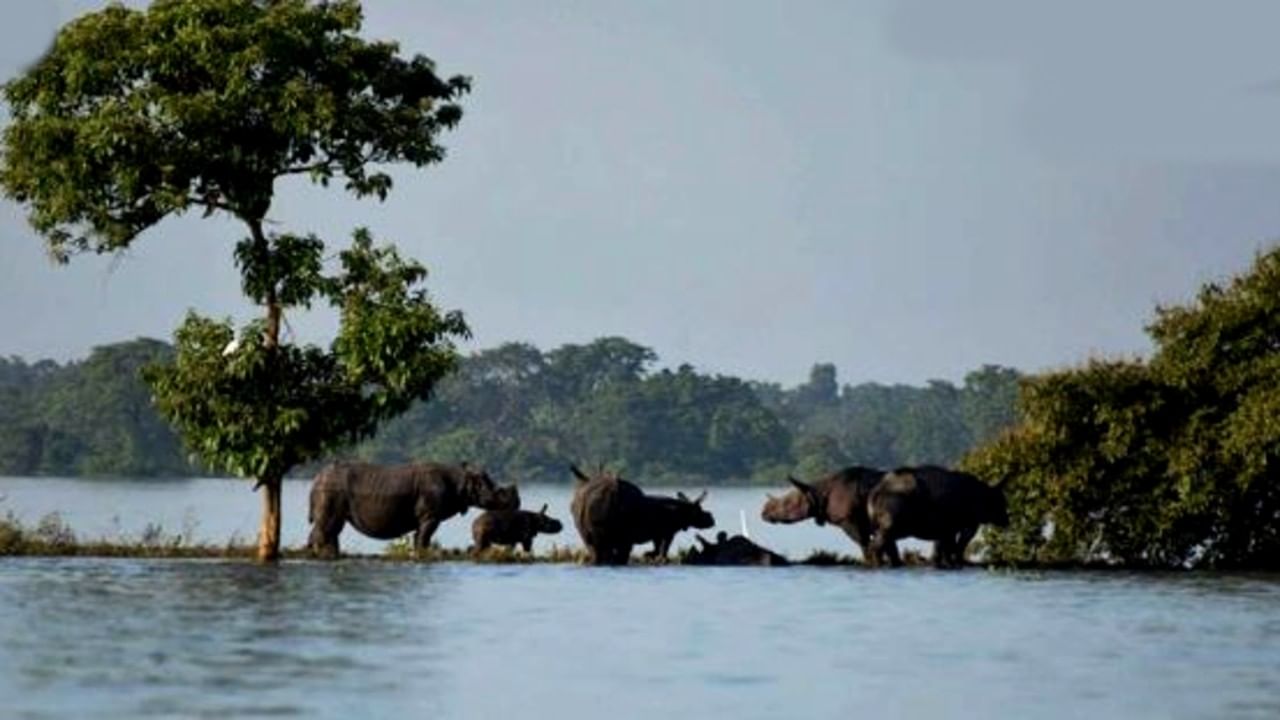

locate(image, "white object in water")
[[740, 509, 750, 539]]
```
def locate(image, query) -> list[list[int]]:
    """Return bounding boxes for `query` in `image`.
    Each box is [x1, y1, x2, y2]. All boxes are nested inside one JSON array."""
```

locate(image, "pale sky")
[[3, 1, 1280, 385]]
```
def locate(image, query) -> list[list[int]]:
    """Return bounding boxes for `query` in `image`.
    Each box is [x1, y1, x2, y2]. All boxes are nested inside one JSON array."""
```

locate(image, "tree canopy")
[[0, 0, 472, 560], [1, 0, 468, 260], [964, 246, 1280, 569]]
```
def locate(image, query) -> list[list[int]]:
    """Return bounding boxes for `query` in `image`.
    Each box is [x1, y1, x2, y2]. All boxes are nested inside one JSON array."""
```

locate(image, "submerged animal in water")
[[307, 462, 520, 558], [684, 531, 790, 566]]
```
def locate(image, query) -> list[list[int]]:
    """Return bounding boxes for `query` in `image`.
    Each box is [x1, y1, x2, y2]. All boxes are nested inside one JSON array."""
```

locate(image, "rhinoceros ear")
[[693, 490, 708, 505], [539, 503, 548, 515], [788, 476, 812, 493], [570, 465, 590, 482], [676, 491, 689, 502]]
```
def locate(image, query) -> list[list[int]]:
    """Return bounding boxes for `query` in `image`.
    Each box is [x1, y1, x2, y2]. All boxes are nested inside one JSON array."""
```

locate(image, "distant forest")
[[0, 337, 1020, 485]]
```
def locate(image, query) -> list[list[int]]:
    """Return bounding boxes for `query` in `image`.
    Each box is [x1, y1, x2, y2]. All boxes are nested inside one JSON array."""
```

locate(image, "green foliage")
[[1, 0, 468, 260], [965, 247, 1280, 569], [0, 340, 196, 476], [1, 1, 474, 562], [143, 229, 468, 481], [1, 0, 471, 498], [758, 362, 1023, 474], [357, 338, 1019, 485], [2, 336, 1022, 484]]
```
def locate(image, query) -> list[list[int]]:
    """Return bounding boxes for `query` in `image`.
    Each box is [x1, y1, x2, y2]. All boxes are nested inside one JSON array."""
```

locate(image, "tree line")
[[0, 336, 1021, 484]]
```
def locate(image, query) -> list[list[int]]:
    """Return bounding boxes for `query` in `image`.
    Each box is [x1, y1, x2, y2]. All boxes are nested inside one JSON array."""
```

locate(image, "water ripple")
[[1, 559, 1279, 719]]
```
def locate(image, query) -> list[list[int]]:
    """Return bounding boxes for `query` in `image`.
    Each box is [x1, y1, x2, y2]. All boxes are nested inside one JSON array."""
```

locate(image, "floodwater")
[[2, 478, 1279, 719]]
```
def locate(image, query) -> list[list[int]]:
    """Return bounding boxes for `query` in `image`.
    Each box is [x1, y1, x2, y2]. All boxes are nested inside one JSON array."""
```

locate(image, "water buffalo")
[[569, 465, 715, 565], [760, 466, 888, 563], [471, 504, 564, 553], [307, 461, 520, 558], [866, 465, 1008, 568], [685, 531, 790, 566]]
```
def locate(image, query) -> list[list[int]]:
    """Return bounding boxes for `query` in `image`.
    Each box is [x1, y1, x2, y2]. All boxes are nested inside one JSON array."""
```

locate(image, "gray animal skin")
[[866, 465, 1008, 568], [570, 465, 646, 565], [307, 462, 520, 558], [760, 466, 889, 563], [472, 504, 563, 552], [569, 465, 715, 565], [631, 491, 715, 560], [685, 532, 790, 566]]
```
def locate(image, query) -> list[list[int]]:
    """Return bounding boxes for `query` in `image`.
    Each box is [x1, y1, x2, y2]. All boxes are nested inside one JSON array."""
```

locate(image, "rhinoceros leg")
[[933, 536, 957, 568], [588, 543, 614, 565], [952, 526, 978, 567], [307, 492, 346, 560], [615, 543, 635, 565], [589, 541, 630, 566], [868, 530, 903, 568], [414, 518, 441, 557], [521, 537, 533, 553], [645, 536, 670, 560]]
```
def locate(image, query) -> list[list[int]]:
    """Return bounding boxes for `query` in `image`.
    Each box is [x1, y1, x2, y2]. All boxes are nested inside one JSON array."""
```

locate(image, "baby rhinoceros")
[[472, 504, 564, 553]]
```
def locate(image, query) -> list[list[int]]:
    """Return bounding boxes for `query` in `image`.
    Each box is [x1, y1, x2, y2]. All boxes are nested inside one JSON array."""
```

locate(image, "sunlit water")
[[2, 478, 1279, 719]]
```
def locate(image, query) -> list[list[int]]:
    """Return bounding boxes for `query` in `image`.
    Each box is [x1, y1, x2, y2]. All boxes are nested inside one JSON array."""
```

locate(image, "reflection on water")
[[1, 559, 1278, 719]]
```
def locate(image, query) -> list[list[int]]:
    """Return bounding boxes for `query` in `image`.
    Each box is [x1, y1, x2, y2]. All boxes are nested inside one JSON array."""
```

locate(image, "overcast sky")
[[3, 1, 1280, 385]]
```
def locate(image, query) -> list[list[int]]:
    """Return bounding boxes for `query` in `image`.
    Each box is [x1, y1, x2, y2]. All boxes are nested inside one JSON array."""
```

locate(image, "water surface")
[[2, 478, 1279, 718]]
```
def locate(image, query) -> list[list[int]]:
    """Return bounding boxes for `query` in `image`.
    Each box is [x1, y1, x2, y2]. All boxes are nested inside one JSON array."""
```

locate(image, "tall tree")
[[1, 0, 471, 560]]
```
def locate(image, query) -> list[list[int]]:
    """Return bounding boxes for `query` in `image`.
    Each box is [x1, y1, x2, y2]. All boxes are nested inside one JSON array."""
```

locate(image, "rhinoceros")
[[569, 465, 715, 565], [760, 466, 887, 563], [685, 531, 790, 566], [307, 461, 520, 558], [631, 491, 715, 560], [471, 504, 564, 553], [866, 465, 1008, 568]]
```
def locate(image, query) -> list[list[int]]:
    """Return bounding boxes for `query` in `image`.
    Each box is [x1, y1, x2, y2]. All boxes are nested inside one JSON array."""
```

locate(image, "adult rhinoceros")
[[760, 466, 887, 562], [569, 465, 714, 565], [307, 462, 520, 558], [866, 465, 1008, 568]]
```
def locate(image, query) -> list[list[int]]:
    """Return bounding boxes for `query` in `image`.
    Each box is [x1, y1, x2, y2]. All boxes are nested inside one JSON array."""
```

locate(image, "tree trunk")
[[257, 477, 283, 562], [248, 217, 285, 564]]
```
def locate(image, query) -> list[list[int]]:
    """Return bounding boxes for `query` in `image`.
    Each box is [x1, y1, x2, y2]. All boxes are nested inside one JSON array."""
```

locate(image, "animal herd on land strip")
[[305, 459, 1009, 567]]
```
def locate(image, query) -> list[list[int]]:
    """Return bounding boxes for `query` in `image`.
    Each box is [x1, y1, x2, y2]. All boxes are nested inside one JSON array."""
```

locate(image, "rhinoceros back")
[[313, 462, 453, 540], [571, 476, 645, 548]]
